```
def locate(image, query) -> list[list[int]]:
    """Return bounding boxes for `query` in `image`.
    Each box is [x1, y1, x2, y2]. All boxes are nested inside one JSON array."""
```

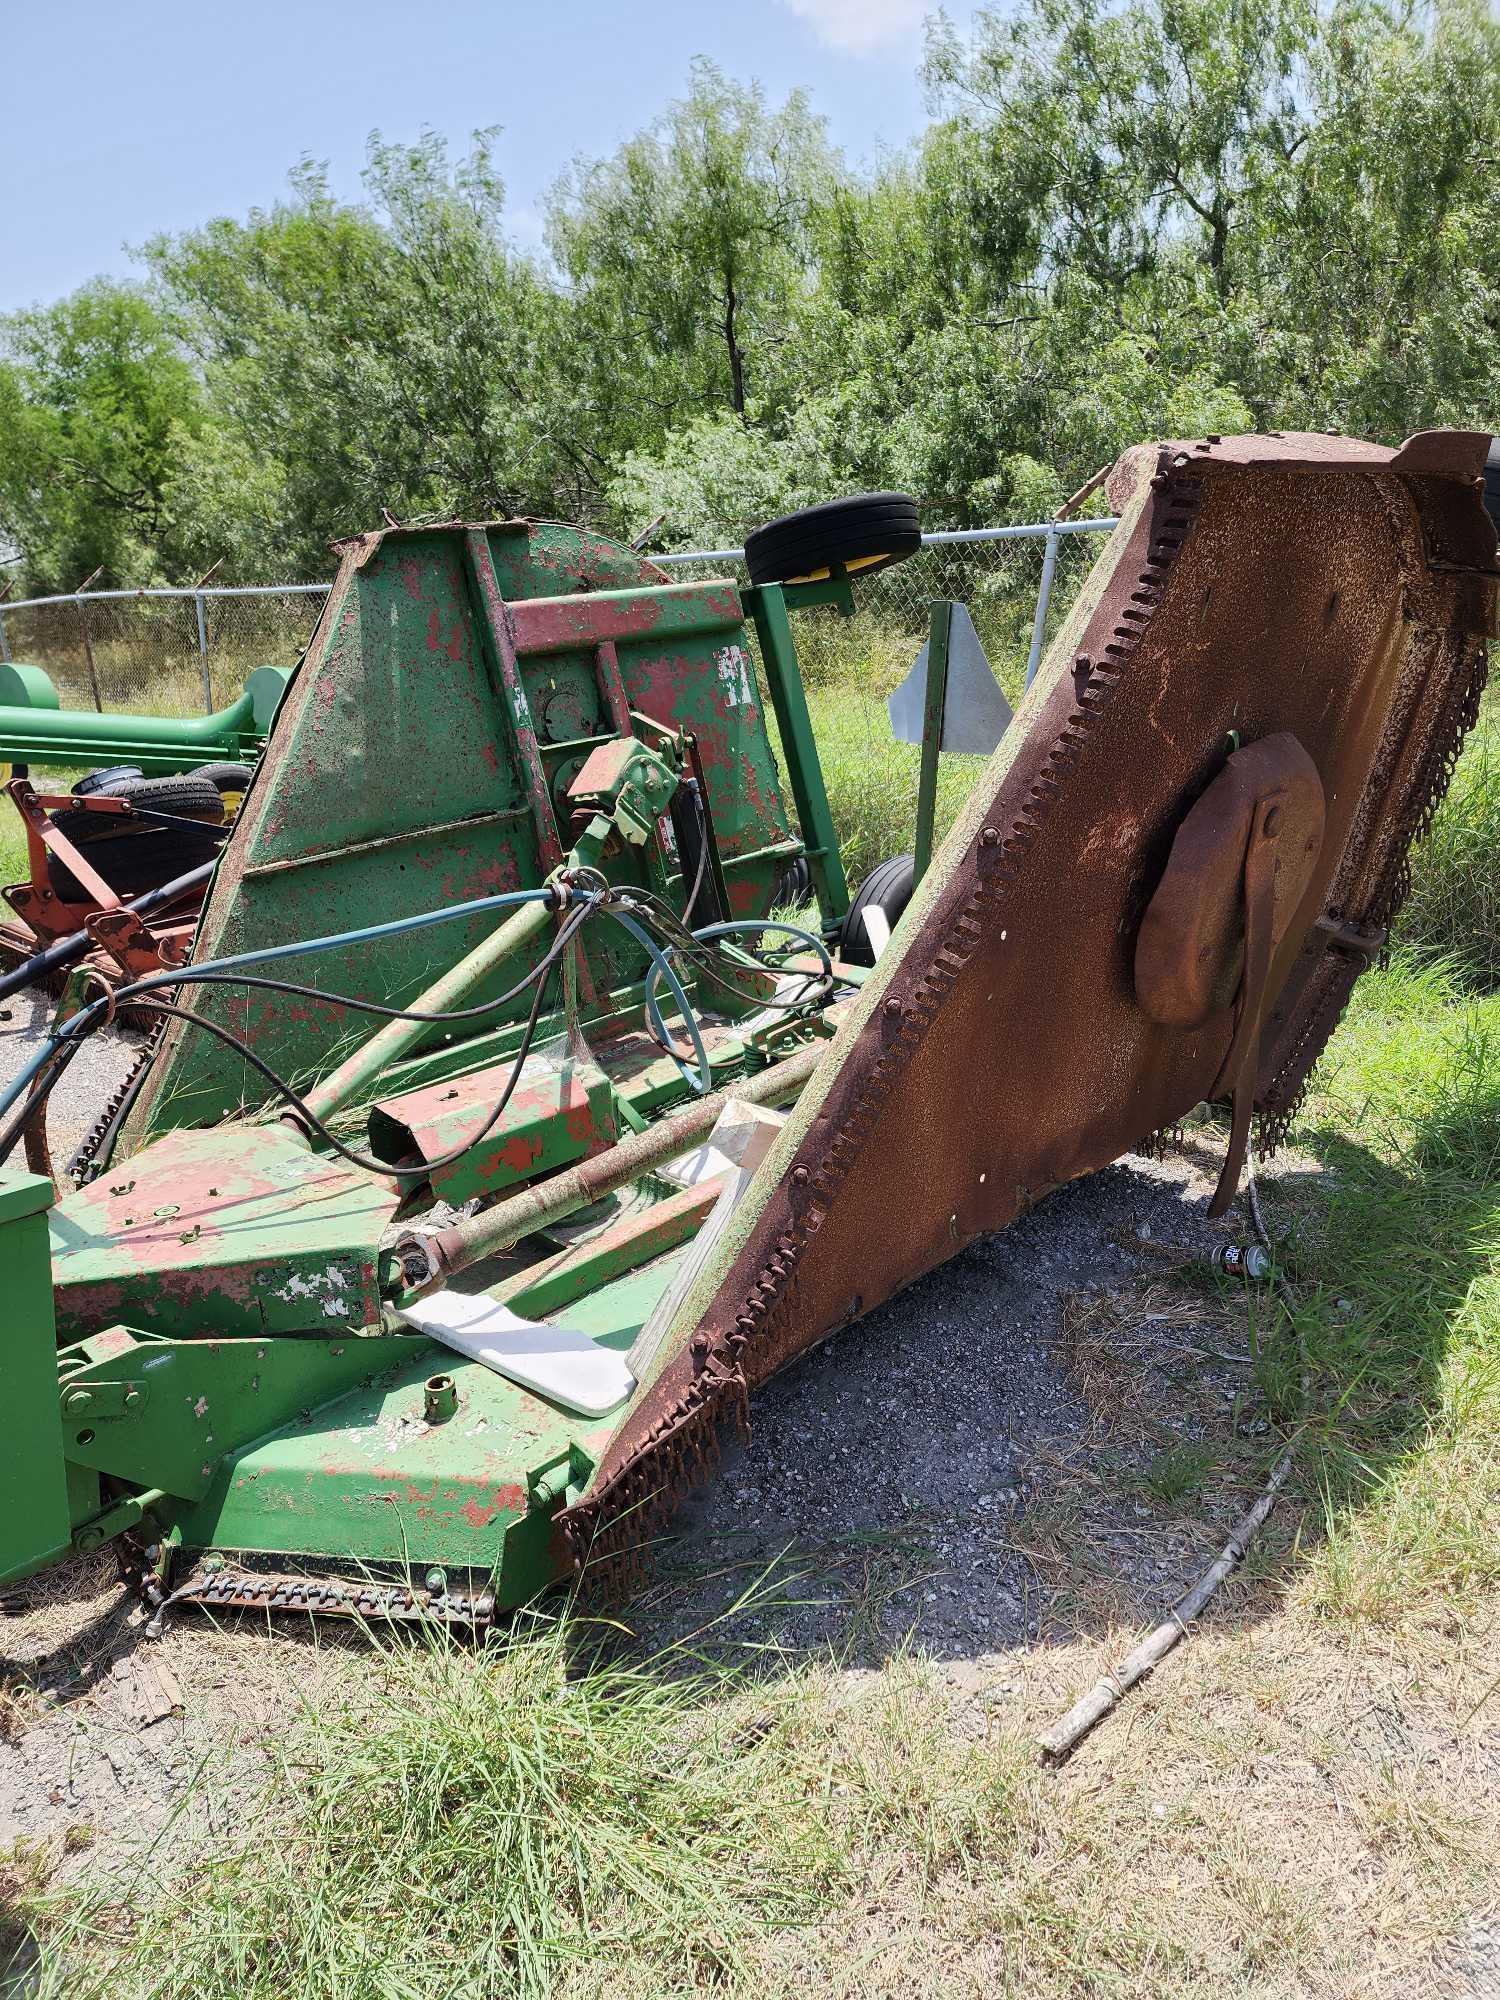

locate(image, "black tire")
[[51, 773, 224, 847], [46, 823, 223, 903], [744, 493, 921, 587], [72, 765, 143, 798], [189, 761, 255, 794], [773, 854, 812, 911], [839, 854, 915, 966]]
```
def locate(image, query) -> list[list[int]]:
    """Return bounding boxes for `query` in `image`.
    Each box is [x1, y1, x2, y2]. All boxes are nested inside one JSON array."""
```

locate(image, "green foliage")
[[0, 281, 203, 594], [549, 60, 837, 450], [606, 409, 836, 549], [5, 3, 1500, 584], [146, 133, 575, 579], [1395, 703, 1500, 990]]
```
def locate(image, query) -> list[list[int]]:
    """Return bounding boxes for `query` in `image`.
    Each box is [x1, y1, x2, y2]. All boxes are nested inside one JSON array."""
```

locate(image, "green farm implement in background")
[[0, 436, 1492, 1630], [0, 659, 289, 776]]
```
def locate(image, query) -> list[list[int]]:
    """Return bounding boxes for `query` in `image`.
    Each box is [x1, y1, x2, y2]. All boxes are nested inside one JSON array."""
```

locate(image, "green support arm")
[[742, 583, 850, 926]]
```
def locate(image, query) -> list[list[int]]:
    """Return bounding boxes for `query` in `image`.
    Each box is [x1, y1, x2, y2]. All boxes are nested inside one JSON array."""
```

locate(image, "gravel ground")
[[1, 1010, 1493, 1997], [0, 990, 1243, 1854], [628, 1147, 1238, 1666], [0, 987, 147, 1169]]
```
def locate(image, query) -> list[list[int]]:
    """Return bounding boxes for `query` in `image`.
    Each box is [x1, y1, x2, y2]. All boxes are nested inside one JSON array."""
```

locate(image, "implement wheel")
[[839, 854, 915, 966], [745, 493, 921, 587]]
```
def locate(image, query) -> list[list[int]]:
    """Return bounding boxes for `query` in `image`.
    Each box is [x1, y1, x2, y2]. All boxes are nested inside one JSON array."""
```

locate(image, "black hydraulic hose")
[[0, 902, 594, 1178], [680, 780, 711, 927], [0, 859, 217, 1003]]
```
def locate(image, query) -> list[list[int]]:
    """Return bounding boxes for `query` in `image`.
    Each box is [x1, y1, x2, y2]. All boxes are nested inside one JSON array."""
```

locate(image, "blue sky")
[[1, 0, 961, 314]]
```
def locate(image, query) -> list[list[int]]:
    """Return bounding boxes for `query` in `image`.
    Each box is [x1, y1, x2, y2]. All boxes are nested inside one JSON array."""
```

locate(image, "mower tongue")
[[558, 428, 1497, 1589]]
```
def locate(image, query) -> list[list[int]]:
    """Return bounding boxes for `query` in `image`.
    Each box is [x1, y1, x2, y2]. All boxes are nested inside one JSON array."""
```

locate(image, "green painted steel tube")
[[913, 600, 951, 886], [403, 1035, 825, 1294], [298, 892, 559, 1128], [0, 665, 290, 775], [743, 584, 850, 925]]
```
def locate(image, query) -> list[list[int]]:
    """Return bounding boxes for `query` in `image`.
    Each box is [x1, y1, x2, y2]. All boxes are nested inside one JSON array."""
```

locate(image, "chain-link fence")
[[0, 519, 1116, 723], [0, 520, 1119, 890], [657, 518, 1114, 704], [656, 519, 1117, 880], [0, 585, 328, 715]]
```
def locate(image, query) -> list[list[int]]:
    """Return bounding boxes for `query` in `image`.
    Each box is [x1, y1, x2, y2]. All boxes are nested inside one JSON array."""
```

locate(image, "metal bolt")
[[425, 1567, 448, 1596], [123, 1388, 142, 1410], [790, 1165, 810, 1186], [75, 1527, 102, 1552], [63, 1389, 92, 1414], [979, 826, 1000, 848]]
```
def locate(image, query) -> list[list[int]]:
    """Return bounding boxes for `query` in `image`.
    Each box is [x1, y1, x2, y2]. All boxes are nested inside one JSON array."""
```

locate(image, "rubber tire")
[[188, 761, 255, 794], [72, 765, 143, 798], [839, 854, 915, 967], [46, 824, 223, 902], [744, 493, 921, 587], [51, 773, 224, 846], [773, 854, 812, 911]]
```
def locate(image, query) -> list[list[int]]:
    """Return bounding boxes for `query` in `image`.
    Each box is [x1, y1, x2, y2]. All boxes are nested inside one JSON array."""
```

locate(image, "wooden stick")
[[1037, 1453, 1292, 1760]]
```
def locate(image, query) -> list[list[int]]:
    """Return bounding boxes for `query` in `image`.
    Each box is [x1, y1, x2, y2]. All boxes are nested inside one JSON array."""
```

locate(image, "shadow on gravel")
[[600, 1084, 1489, 1678]]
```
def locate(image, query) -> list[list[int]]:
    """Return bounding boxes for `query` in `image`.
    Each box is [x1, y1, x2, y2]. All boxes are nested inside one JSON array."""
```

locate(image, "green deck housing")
[[1, 516, 864, 1608]]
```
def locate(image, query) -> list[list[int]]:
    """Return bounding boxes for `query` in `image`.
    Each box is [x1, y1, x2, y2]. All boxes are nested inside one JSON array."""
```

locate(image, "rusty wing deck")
[[559, 428, 1496, 1582]]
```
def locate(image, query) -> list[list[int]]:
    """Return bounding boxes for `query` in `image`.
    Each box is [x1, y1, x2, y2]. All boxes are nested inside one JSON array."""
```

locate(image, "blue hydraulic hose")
[[0, 885, 559, 1126], [630, 914, 835, 1100], [638, 917, 834, 1066], [603, 906, 713, 1095]]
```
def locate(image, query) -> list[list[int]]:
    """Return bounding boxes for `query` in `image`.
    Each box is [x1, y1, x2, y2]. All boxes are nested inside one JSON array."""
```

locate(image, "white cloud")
[[781, 0, 926, 56]]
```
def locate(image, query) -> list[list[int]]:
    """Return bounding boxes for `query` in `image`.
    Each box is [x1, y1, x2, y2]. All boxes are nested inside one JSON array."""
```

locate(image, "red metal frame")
[[1, 777, 198, 982]]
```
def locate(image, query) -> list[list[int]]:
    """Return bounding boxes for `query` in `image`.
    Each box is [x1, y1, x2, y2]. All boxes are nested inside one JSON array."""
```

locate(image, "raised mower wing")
[[559, 428, 1496, 1586]]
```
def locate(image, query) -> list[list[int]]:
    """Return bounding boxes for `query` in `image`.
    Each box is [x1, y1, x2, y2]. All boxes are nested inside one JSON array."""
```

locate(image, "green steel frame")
[[0, 519, 899, 1610]]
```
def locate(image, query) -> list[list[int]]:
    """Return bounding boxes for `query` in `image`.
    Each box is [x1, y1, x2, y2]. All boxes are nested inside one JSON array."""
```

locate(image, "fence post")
[[1025, 525, 1062, 688], [76, 597, 103, 711], [194, 591, 212, 713]]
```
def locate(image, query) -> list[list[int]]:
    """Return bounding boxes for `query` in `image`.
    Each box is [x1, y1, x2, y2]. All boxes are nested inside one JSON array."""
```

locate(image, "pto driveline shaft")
[[392, 1036, 825, 1298]]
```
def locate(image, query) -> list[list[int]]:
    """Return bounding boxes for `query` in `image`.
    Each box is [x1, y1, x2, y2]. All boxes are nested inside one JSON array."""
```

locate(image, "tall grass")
[[29, 1622, 1023, 2000], [1394, 703, 1500, 991], [1267, 953, 1500, 1624]]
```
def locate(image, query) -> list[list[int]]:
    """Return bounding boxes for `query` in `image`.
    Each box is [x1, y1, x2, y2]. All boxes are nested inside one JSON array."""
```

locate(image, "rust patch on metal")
[[559, 428, 1497, 1590]]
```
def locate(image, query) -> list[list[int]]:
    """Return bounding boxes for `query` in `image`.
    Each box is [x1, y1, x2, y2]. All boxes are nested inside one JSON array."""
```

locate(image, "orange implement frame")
[[0, 778, 198, 983]]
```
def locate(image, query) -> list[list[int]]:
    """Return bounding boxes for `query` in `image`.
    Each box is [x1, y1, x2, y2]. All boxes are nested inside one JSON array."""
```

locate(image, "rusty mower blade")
[[558, 428, 1497, 1587]]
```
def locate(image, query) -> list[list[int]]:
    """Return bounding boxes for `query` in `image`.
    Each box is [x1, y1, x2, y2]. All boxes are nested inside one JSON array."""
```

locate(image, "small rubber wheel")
[[46, 824, 223, 902], [745, 493, 921, 587], [188, 761, 255, 794], [51, 773, 224, 846], [773, 854, 812, 911], [839, 854, 915, 966], [72, 765, 143, 798]]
